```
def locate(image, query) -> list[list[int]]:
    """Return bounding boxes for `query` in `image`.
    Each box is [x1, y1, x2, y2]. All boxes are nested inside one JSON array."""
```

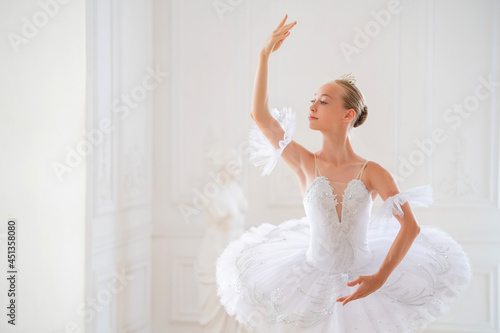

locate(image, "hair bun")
[[354, 105, 368, 128]]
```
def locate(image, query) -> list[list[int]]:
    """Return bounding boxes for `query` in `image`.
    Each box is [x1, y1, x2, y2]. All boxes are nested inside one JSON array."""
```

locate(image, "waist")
[[305, 241, 373, 273]]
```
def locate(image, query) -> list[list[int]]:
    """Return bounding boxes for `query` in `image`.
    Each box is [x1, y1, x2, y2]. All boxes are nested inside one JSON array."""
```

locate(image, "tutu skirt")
[[215, 216, 472, 333]]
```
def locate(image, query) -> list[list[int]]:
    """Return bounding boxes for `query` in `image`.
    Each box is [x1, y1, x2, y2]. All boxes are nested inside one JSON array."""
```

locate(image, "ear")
[[344, 109, 356, 123]]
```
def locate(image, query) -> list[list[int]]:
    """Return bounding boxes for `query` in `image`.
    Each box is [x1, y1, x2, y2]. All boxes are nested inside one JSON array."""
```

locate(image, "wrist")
[[373, 270, 389, 284], [259, 49, 270, 60]]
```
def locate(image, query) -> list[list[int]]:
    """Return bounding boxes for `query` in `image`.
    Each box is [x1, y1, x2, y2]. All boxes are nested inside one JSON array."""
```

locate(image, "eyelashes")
[[310, 100, 327, 105]]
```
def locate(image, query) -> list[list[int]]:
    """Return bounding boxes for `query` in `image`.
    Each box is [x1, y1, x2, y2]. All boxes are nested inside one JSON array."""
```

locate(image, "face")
[[309, 82, 356, 130]]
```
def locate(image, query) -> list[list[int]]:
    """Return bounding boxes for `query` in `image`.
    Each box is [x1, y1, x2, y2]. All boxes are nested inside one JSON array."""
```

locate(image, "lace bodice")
[[303, 176, 374, 273]]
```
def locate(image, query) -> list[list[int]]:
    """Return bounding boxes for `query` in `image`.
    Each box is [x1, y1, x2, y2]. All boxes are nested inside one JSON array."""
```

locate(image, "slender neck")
[[319, 131, 357, 167]]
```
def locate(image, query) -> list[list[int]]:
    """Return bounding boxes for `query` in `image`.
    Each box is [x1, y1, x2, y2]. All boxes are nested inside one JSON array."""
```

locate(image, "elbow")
[[250, 112, 260, 123], [402, 222, 420, 239], [250, 112, 260, 125], [250, 107, 271, 122], [410, 224, 421, 239], [414, 225, 421, 237], [250, 111, 269, 126]]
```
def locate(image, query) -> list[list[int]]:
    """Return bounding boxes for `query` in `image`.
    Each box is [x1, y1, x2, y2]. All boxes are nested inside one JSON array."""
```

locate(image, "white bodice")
[[303, 176, 374, 273]]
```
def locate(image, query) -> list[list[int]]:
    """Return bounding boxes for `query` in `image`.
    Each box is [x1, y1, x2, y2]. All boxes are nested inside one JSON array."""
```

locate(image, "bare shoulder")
[[365, 161, 389, 178], [364, 161, 401, 201]]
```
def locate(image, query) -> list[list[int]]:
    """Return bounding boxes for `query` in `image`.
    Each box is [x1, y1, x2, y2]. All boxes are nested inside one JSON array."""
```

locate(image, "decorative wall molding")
[[435, 130, 499, 209], [430, 0, 500, 211], [492, 0, 500, 210], [93, 267, 116, 333], [119, 261, 151, 332], [90, 261, 152, 333], [431, 264, 499, 333], [92, 223, 153, 255], [170, 256, 201, 323], [87, 0, 153, 332], [154, 229, 205, 239], [169, 0, 185, 205]]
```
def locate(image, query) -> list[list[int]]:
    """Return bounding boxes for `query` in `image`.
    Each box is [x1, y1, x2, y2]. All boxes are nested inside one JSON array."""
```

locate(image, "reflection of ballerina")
[[215, 14, 472, 332], [195, 147, 254, 333]]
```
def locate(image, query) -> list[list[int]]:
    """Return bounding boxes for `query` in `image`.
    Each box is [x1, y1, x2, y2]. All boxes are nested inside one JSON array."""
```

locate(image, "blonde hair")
[[333, 79, 368, 129]]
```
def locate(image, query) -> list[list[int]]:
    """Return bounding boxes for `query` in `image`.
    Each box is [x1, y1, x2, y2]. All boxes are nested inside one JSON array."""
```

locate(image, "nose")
[[310, 103, 316, 113]]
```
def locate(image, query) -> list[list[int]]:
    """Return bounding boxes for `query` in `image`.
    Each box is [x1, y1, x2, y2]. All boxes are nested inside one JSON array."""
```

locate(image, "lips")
[[309, 116, 318, 119]]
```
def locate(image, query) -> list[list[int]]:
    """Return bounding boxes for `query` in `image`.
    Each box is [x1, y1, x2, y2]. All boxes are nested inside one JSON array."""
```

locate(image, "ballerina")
[[215, 14, 472, 333]]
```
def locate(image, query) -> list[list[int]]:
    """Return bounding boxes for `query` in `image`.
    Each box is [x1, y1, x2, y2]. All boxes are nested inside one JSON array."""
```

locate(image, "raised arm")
[[250, 15, 309, 174], [250, 14, 295, 121]]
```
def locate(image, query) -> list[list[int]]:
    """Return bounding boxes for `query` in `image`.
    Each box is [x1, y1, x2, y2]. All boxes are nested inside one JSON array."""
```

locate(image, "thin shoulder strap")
[[355, 160, 369, 180], [314, 152, 322, 177]]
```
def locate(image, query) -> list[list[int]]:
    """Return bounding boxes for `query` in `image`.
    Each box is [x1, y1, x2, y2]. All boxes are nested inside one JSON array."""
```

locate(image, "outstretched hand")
[[261, 14, 297, 57], [336, 274, 386, 306]]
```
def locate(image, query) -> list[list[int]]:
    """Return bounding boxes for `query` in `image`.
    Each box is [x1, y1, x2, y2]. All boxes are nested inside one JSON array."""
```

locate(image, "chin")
[[309, 124, 319, 130]]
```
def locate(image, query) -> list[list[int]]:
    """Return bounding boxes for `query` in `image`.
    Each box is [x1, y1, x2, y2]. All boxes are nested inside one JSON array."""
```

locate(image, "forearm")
[[250, 51, 271, 121], [374, 223, 421, 282]]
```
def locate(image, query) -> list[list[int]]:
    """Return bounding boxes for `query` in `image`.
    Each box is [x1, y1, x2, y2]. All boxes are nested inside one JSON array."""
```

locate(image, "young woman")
[[215, 14, 472, 333]]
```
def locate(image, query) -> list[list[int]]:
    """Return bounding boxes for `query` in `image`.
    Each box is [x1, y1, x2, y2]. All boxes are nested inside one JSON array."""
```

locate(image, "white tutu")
[[215, 107, 472, 332], [216, 217, 471, 332]]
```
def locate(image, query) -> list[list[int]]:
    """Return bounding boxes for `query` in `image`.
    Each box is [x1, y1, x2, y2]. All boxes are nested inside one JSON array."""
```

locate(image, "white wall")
[[153, 0, 500, 332], [86, 0, 153, 332], [0, 0, 86, 332], [0, 0, 154, 332]]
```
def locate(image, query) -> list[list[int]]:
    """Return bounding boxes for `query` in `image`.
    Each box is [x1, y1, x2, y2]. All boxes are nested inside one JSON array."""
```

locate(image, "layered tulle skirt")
[[215, 216, 472, 333]]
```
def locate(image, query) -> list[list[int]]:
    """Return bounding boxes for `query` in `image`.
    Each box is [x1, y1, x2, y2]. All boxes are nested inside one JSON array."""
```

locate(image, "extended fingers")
[[342, 294, 355, 306], [275, 21, 297, 35], [346, 276, 362, 286], [336, 288, 358, 302], [343, 287, 363, 305], [276, 14, 288, 29], [336, 295, 348, 302], [336, 293, 357, 306]]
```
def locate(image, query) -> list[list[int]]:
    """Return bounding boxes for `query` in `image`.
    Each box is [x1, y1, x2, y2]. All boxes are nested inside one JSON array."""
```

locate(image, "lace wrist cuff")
[[247, 107, 297, 176]]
